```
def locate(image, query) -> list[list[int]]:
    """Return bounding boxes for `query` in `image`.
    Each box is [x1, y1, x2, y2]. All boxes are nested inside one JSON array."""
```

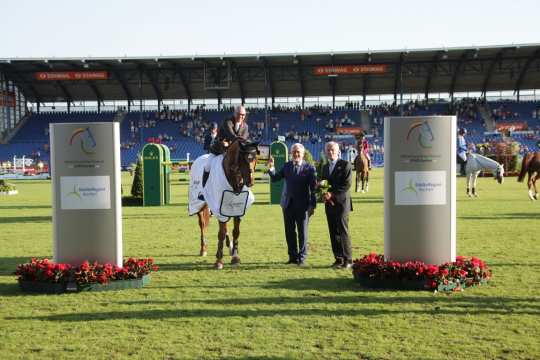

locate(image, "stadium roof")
[[1, 43, 540, 105]]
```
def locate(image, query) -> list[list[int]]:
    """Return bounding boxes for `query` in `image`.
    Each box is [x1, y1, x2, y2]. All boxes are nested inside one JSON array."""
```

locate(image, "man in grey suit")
[[321, 141, 353, 269], [268, 143, 317, 266]]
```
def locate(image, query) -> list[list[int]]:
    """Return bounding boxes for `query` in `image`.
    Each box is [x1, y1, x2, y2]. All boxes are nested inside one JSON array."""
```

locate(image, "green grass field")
[[1, 169, 539, 359]]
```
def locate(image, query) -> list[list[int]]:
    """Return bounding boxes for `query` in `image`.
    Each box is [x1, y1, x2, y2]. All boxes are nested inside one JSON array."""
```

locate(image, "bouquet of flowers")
[[316, 180, 334, 205]]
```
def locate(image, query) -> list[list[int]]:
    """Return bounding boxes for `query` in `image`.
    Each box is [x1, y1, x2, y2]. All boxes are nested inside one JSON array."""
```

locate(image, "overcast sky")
[[1, 0, 539, 58]]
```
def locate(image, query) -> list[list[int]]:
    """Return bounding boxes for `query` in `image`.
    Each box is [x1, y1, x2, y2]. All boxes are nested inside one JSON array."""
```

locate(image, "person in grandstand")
[[202, 105, 250, 186], [203, 122, 219, 153], [457, 128, 468, 176]]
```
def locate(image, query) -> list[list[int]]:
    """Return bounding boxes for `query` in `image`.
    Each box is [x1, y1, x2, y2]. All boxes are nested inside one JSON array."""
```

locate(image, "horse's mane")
[[223, 140, 241, 170]]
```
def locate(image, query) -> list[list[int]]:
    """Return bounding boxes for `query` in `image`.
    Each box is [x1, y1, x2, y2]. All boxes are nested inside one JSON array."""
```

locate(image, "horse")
[[465, 153, 504, 198], [354, 152, 369, 193], [517, 152, 540, 201], [188, 140, 259, 269]]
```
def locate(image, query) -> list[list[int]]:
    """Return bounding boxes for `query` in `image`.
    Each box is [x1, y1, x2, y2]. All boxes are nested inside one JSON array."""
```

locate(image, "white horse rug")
[[188, 154, 255, 222]]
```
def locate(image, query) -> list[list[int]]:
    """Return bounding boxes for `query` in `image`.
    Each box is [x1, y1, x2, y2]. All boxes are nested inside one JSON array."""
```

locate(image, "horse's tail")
[[517, 153, 531, 182]]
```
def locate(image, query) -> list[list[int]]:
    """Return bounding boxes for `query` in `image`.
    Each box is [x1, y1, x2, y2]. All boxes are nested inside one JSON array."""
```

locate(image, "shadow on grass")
[[156, 261, 302, 272], [0, 216, 52, 224], [0, 257, 37, 276], [0, 205, 51, 210], [351, 197, 383, 204], [8, 294, 540, 321], [0, 282, 25, 297], [113, 294, 540, 309], [460, 212, 540, 220]]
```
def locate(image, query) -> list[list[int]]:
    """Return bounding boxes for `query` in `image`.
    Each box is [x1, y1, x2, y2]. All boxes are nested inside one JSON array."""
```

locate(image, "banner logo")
[[407, 120, 434, 148], [70, 128, 96, 154]]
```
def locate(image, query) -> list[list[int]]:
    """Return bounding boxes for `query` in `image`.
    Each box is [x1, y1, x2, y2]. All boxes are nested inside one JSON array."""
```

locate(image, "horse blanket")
[[188, 154, 255, 222]]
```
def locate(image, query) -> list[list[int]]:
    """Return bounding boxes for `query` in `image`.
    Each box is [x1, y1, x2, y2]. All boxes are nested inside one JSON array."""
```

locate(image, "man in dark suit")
[[321, 141, 353, 269], [268, 143, 317, 266]]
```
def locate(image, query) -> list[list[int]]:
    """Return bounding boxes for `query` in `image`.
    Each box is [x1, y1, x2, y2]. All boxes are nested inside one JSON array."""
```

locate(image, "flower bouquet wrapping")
[[316, 180, 334, 205]]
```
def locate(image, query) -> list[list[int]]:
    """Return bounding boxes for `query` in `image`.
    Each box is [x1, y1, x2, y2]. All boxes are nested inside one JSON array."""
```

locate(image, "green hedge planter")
[[19, 275, 150, 294]]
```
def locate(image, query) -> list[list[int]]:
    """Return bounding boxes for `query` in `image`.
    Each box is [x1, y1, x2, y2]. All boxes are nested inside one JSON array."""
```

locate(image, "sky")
[[1, 0, 539, 59]]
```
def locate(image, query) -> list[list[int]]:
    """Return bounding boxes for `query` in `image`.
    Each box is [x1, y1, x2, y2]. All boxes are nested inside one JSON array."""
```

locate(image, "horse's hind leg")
[[527, 174, 536, 200], [355, 172, 360, 193], [215, 222, 227, 269], [531, 173, 538, 200], [365, 172, 369, 192], [231, 217, 241, 266]]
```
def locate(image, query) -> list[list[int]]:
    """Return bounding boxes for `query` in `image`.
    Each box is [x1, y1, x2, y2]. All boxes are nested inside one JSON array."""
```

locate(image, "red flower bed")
[[15, 258, 158, 285], [352, 253, 492, 291]]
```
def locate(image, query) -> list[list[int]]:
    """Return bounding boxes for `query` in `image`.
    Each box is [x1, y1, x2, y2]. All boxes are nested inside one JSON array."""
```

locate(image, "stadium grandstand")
[[1, 43, 539, 171]]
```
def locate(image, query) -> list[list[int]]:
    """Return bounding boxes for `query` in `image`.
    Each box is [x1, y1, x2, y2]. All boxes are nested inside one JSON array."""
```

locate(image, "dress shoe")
[[331, 260, 344, 269], [285, 259, 297, 265], [343, 262, 353, 270], [297, 260, 307, 267]]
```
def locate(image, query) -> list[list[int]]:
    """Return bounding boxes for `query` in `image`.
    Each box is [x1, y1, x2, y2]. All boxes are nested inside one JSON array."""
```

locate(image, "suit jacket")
[[269, 161, 317, 213], [203, 133, 217, 151], [219, 117, 249, 143], [321, 159, 352, 212]]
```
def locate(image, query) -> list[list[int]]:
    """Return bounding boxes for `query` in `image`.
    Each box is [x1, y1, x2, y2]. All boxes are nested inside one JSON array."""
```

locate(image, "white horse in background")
[[465, 153, 504, 197]]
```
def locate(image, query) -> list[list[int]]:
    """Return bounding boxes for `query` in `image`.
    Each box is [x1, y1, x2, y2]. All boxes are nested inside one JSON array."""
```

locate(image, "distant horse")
[[465, 153, 504, 197], [517, 152, 540, 201], [188, 140, 259, 268], [354, 152, 369, 193]]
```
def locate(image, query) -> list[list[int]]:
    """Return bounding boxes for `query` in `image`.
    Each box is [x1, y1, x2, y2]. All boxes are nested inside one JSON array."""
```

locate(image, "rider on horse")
[[357, 132, 372, 170], [202, 105, 250, 187]]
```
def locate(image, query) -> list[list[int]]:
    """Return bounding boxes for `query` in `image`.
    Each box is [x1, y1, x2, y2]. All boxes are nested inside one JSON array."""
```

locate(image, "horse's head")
[[495, 164, 504, 184], [224, 140, 259, 192]]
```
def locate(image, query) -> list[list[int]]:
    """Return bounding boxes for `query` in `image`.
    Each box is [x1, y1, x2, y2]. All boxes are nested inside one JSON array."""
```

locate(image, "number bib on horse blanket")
[[188, 154, 255, 222]]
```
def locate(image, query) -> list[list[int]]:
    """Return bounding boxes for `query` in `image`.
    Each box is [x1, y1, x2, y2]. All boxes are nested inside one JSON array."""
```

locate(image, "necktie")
[[329, 161, 335, 174], [294, 164, 299, 174]]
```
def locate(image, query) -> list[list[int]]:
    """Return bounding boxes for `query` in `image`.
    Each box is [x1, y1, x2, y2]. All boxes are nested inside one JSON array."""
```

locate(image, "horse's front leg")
[[197, 205, 210, 256], [231, 217, 241, 266], [215, 222, 227, 269], [472, 172, 478, 198], [466, 174, 472, 197], [355, 172, 360, 192]]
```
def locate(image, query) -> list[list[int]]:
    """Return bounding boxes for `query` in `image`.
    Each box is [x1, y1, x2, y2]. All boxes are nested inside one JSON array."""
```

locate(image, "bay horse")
[[354, 152, 369, 193], [465, 153, 504, 198], [517, 152, 540, 201], [189, 140, 259, 269]]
